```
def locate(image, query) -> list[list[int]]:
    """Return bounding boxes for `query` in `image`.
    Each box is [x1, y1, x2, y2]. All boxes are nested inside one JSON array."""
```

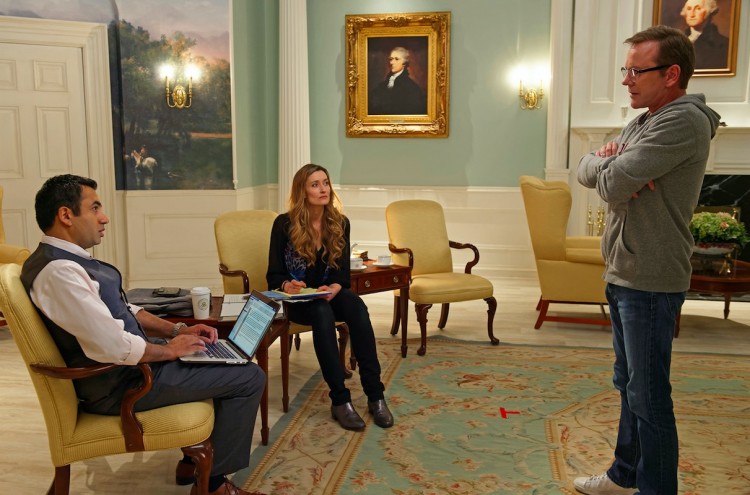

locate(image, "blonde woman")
[[266, 164, 393, 431]]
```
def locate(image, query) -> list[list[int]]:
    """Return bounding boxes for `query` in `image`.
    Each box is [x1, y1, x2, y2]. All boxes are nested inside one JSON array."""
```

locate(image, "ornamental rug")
[[238, 337, 750, 495]]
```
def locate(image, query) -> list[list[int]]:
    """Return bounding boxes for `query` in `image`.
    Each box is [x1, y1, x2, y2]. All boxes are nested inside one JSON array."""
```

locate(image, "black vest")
[[21, 243, 152, 406]]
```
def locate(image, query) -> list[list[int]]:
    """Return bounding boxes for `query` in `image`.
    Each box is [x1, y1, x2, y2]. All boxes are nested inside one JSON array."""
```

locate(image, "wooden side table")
[[166, 296, 289, 445], [676, 260, 750, 337], [350, 263, 411, 357]]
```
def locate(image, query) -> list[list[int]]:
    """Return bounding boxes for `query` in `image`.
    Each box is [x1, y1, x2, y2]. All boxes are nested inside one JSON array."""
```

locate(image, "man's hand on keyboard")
[[182, 324, 218, 344]]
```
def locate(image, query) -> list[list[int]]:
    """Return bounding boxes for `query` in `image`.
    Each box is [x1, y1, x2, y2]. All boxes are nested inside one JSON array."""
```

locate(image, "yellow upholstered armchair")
[[519, 175, 609, 329], [0, 185, 31, 265], [0, 263, 215, 495], [213, 210, 350, 382], [385, 199, 498, 356]]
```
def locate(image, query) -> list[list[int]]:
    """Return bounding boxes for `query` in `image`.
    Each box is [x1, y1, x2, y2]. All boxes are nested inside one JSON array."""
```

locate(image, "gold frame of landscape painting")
[[345, 11, 450, 137], [653, 0, 740, 76]]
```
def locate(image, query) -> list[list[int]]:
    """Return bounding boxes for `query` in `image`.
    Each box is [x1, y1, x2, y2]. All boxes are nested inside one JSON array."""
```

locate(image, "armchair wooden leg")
[[437, 303, 450, 329], [415, 303, 432, 356], [294, 334, 301, 350], [50, 465, 70, 495], [182, 439, 213, 495], [535, 299, 550, 329], [536, 296, 543, 311], [485, 297, 499, 345], [390, 295, 401, 335], [280, 327, 290, 412], [599, 304, 607, 318], [337, 324, 353, 378]]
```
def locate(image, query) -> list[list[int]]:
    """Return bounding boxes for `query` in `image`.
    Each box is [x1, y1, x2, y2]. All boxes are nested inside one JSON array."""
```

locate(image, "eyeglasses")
[[620, 65, 670, 79]]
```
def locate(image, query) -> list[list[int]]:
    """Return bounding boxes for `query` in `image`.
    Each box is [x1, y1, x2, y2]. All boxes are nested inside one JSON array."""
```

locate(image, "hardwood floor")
[[1, 276, 747, 494]]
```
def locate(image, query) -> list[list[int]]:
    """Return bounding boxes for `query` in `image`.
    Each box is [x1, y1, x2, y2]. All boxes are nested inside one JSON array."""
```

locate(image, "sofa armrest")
[[567, 236, 601, 250], [566, 247, 605, 265]]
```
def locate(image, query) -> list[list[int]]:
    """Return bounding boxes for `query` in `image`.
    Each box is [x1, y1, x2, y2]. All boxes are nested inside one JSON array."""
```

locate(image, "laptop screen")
[[228, 291, 279, 358]]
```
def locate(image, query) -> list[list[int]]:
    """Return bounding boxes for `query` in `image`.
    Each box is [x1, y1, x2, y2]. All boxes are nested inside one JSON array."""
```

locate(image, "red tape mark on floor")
[[500, 407, 520, 419]]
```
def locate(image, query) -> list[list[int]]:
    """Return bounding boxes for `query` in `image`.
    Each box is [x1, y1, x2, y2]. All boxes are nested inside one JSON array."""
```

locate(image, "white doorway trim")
[[0, 15, 117, 264]]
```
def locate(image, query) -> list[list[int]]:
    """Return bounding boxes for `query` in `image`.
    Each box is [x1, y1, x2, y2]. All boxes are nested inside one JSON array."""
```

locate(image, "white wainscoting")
[[117, 185, 537, 291], [336, 185, 536, 281]]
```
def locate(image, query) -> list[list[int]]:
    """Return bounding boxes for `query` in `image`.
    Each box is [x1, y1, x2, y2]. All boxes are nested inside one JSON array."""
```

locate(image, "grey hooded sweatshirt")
[[577, 94, 721, 293]]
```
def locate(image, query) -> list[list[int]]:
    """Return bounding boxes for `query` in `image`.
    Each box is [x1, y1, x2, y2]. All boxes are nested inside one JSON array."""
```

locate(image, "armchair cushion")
[[409, 273, 494, 304]]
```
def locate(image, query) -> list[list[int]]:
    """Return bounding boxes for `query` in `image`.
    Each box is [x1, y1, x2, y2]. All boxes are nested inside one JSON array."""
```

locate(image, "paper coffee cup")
[[190, 287, 211, 319]]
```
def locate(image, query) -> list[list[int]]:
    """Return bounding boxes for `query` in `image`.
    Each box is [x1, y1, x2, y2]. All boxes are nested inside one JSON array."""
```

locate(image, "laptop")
[[180, 290, 280, 365]]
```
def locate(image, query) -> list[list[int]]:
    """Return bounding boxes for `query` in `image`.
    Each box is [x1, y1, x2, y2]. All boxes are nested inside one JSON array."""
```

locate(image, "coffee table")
[[167, 296, 289, 445], [676, 260, 750, 337]]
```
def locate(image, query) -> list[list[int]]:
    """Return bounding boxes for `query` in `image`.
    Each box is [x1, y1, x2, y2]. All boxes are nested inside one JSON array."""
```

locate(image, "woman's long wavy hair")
[[288, 164, 346, 269]]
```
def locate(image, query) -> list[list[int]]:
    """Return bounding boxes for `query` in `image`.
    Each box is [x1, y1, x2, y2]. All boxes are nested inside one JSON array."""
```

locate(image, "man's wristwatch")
[[171, 322, 187, 338]]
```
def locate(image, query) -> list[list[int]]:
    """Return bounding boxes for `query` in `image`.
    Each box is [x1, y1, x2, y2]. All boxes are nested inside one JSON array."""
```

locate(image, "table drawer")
[[352, 269, 409, 294]]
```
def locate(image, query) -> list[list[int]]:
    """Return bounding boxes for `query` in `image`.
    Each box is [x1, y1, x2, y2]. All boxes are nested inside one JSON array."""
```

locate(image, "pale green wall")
[[307, 0, 551, 187], [232, 0, 279, 188]]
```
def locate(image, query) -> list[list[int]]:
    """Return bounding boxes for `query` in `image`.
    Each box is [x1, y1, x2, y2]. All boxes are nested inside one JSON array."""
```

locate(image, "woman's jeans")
[[605, 283, 684, 495], [286, 288, 385, 405]]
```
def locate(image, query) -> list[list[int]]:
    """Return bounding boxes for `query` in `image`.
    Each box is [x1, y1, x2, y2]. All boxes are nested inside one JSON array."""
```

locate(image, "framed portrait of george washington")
[[653, 0, 741, 76], [345, 11, 450, 137]]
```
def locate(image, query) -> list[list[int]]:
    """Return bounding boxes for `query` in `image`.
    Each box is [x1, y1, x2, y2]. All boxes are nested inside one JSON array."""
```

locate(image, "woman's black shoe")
[[368, 399, 394, 428], [331, 402, 366, 431]]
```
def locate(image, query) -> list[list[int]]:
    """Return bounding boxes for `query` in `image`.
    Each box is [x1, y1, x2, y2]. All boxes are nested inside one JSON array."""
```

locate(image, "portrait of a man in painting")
[[367, 42, 428, 116]]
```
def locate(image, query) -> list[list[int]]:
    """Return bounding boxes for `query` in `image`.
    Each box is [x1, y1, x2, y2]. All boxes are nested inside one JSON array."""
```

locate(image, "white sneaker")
[[573, 473, 636, 495]]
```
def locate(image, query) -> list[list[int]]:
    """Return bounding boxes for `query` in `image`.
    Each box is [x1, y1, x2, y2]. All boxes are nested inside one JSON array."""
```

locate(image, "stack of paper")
[[219, 293, 250, 321], [220, 293, 286, 321]]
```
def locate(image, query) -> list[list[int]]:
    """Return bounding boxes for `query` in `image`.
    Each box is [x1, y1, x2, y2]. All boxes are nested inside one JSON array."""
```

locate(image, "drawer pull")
[[364, 280, 371, 288], [392, 276, 400, 283]]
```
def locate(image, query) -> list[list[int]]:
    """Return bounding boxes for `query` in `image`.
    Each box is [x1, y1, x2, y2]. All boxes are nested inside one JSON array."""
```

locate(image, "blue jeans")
[[605, 283, 684, 495]]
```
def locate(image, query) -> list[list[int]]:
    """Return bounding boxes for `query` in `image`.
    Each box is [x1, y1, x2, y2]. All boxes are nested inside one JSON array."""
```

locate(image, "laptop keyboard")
[[204, 342, 236, 359]]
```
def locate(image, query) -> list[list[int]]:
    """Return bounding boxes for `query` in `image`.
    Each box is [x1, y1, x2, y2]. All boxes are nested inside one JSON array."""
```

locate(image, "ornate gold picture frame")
[[345, 12, 450, 137], [653, 0, 741, 76]]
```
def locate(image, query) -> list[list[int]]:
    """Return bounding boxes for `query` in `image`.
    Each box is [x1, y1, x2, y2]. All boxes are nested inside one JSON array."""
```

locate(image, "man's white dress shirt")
[[28, 235, 146, 365]]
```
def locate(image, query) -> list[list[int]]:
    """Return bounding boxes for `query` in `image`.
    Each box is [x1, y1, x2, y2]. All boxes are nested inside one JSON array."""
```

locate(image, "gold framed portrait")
[[345, 12, 450, 137], [653, 0, 741, 76]]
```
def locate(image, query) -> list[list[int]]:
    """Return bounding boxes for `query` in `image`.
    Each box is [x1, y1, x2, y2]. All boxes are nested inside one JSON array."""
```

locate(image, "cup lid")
[[190, 286, 210, 294]]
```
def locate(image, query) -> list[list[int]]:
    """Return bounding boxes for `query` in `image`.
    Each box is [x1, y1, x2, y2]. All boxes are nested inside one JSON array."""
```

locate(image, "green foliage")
[[689, 212, 749, 247]]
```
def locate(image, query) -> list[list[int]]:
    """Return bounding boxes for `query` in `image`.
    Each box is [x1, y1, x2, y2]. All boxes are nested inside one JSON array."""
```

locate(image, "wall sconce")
[[160, 64, 198, 109], [519, 80, 543, 110]]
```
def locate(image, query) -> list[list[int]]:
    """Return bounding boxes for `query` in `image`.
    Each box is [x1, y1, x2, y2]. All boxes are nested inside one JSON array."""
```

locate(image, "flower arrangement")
[[689, 211, 749, 247]]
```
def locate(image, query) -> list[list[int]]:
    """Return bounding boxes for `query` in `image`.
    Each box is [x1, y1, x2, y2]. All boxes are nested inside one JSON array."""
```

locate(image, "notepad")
[[262, 288, 331, 301]]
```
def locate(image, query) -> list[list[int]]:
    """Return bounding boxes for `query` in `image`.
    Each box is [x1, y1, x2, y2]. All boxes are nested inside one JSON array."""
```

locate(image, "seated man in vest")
[[21, 174, 265, 495]]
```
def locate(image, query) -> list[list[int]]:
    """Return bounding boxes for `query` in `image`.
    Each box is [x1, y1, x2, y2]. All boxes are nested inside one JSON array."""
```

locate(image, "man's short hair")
[[625, 25, 695, 89], [391, 47, 410, 66], [35, 174, 98, 232]]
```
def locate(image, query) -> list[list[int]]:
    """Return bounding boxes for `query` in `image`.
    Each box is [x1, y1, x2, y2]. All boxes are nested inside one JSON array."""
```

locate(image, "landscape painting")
[[118, 0, 233, 189]]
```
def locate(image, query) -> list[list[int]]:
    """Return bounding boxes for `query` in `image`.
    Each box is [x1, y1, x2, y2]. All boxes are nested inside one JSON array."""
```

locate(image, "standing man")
[[21, 174, 266, 495], [575, 26, 720, 495]]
